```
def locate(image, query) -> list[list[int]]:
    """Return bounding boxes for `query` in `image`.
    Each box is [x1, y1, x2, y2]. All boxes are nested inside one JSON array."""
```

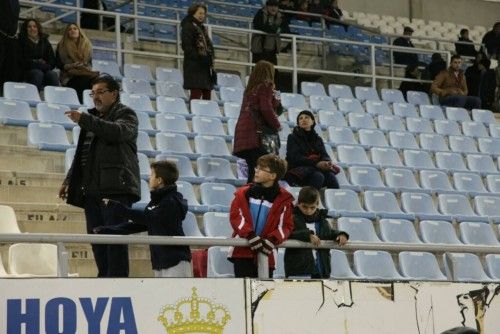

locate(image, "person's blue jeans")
[[440, 94, 481, 110], [25, 69, 59, 91], [84, 194, 134, 277]]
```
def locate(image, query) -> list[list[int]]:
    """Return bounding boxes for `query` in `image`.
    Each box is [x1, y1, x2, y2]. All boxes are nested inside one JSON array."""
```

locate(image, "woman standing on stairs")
[[181, 3, 216, 101]]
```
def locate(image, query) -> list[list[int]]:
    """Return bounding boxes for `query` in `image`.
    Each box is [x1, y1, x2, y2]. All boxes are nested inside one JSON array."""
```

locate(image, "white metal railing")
[[1, 232, 500, 279]]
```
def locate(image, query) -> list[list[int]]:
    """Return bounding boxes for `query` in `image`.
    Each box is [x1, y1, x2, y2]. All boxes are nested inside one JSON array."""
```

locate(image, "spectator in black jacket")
[[393, 26, 419, 66], [18, 19, 59, 91], [466, 57, 497, 110], [399, 64, 427, 99], [455, 29, 477, 57], [285, 110, 340, 190], [0, 0, 20, 88], [324, 0, 348, 31], [421, 53, 447, 92], [96, 161, 193, 278], [284, 186, 348, 279], [482, 22, 500, 59], [59, 75, 140, 278]]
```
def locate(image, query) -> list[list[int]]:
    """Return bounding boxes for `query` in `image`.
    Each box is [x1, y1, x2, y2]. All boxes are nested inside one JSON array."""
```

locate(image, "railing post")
[[116, 14, 122, 69], [76, 0, 81, 27], [257, 252, 269, 279], [370, 44, 376, 89], [98, 0, 103, 31], [133, 0, 138, 42], [57, 242, 69, 277], [292, 35, 298, 94], [176, 12, 182, 70]]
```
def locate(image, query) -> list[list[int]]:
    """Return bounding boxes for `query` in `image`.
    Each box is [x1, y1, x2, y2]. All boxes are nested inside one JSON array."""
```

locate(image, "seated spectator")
[[471, 58, 496, 110], [455, 28, 477, 57], [285, 110, 340, 190], [18, 19, 59, 91], [56, 23, 98, 103], [481, 22, 500, 59], [399, 64, 427, 99], [431, 54, 481, 109], [295, 0, 311, 23], [308, 0, 325, 22], [465, 53, 487, 98], [421, 53, 447, 92], [393, 26, 419, 66], [324, 0, 348, 31]]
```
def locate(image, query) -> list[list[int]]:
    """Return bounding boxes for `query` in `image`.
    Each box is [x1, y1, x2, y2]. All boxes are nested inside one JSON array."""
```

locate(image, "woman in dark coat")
[[181, 3, 215, 100], [233, 60, 282, 184], [285, 110, 340, 190], [399, 63, 427, 99], [18, 19, 59, 90]]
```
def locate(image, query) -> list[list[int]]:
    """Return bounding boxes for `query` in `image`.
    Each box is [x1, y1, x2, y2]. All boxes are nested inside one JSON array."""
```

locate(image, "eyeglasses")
[[89, 90, 111, 97], [255, 166, 272, 173]]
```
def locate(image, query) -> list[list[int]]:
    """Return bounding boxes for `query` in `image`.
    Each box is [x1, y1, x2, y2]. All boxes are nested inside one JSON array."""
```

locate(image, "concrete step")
[[6, 202, 86, 224], [0, 145, 65, 174], [0, 170, 65, 188], [0, 185, 63, 203]]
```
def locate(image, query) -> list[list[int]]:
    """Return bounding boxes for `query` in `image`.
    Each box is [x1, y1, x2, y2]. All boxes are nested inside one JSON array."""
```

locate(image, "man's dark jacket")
[[285, 207, 348, 278], [393, 37, 418, 65], [65, 102, 141, 207], [0, 0, 20, 36]]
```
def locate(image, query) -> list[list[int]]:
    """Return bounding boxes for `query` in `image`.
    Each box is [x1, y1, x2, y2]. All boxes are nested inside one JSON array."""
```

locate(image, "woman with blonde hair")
[[56, 23, 98, 102], [233, 60, 283, 183]]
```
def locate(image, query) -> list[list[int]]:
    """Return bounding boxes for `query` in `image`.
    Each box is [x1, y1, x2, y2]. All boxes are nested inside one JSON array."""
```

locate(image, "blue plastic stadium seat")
[[438, 193, 486, 222], [156, 153, 203, 184], [353, 250, 403, 280], [44, 86, 81, 108], [137, 130, 160, 157], [219, 87, 243, 104], [182, 211, 204, 237], [310, 95, 336, 112], [136, 111, 158, 136], [358, 129, 389, 148], [217, 73, 243, 89], [420, 170, 454, 193], [337, 98, 364, 114], [200, 182, 235, 212], [155, 67, 182, 85], [122, 78, 155, 98], [327, 126, 357, 146], [192, 116, 231, 141], [445, 107, 471, 122], [27, 123, 72, 152], [466, 154, 498, 175], [324, 190, 376, 219], [330, 250, 358, 279], [460, 221, 499, 245], [486, 175, 500, 193], [155, 113, 192, 137], [92, 60, 123, 80], [347, 112, 376, 130], [384, 168, 425, 193], [121, 93, 155, 115], [449, 135, 478, 154], [485, 254, 500, 280], [207, 247, 234, 278], [419, 105, 445, 120], [156, 96, 189, 116], [443, 252, 492, 282], [301, 81, 326, 97], [137, 152, 151, 180], [132, 179, 151, 210], [194, 135, 235, 161], [379, 219, 422, 243], [82, 89, 94, 108], [124, 63, 154, 82], [472, 108, 495, 124], [337, 145, 371, 166], [419, 220, 461, 244], [399, 252, 447, 281], [377, 115, 405, 132], [364, 190, 414, 220], [478, 138, 500, 156], [328, 84, 354, 100], [197, 157, 244, 186], [3, 82, 41, 106], [435, 152, 468, 172], [156, 81, 188, 100], [474, 196, 500, 223], [389, 131, 419, 150], [354, 86, 380, 102], [203, 212, 232, 238], [406, 117, 434, 134], [434, 119, 461, 136], [176, 180, 208, 213], [407, 91, 430, 105], [224, 102, 241, 119], [337, 217, 381, 242], [191, 99, 223, 118], [318, 110, 345, 129], [370, 147, 404, 168], [401, 192, 453, 221], [419, 133, 449, 152], [403, 150, 436, 170], [393, 102, 418, 118], [36, 103, 73, 129], [348, 166, 386, 191], [453, 172, 488, 196], [281, 93, 308, 110], [156, 132, 198, 159], [0, 100, 36, 126], [381, 88, 405, 104], [462, 121, 489, 138]]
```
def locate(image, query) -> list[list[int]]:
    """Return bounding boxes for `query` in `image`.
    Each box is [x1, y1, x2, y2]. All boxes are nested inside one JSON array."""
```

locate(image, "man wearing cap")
[[392, 26, 419, 66]]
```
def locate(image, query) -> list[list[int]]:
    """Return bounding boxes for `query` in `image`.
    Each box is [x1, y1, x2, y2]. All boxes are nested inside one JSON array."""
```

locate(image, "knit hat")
[[296, 110, 316, 127], [266, 0, 279, 6]]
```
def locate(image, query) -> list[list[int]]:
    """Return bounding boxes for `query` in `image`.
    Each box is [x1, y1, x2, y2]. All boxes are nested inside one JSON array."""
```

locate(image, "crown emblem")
[[158, 287, 231, 334]]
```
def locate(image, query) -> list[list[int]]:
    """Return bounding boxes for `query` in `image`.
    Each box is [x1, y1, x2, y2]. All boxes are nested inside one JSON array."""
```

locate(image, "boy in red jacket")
[[229, 154, 294, 278]]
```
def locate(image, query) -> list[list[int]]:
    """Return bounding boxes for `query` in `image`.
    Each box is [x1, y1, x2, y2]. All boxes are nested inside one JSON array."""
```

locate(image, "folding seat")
[[330, 250, 357, 279], [379, 219, 422, 243], [443, 253, 492, 282], [453, 172, 488, 196], [460, 222, 499, 246], [337, 217, 381, 242], [200, 182, 235, 212], [223, 102, 241, 119], [347, 112, 376, 130], [348, 166, 386, 190], [93, 60, 123, 80], [381, 88, 405, 104], [82, 89, 94, 108], [279, 93, 307, 110], [3, 82, 41, 106], [354, 86, 380, 102], [203, 212, 232, 238], [0, 205, 22, 233], [155, 132, 198, 159], [485, 254, 500, 280], [121, 93, 155, 115], [197, 157, 243, 186], [8, 243, 58, 277], [155, 113, 192, 137], [286, 107, 302, 126], [474, 196, 500, 223], [334, 168, 359, 191], [358, 129, 388, 148], [337, 98, 364, 114], [462, 121, 489, 138], [217, 73, 243, 89], [489, 123, 500, 138], [438, 193, 484, 222], [136, 111, 157, 135], [328, 84, 354, 100], [434, 119, 461, 136], [337, 145, 370, 166], [219, 87, 243, 104], [194, 135, 234, 161], [419, 105, 445, 120], [176, 180, 208, 213], [393, 102, 418, 118], [0, 100, 35, 126], [353, 250, 403, 280], [191, 99, 223, 118], [365, 100, 391, 116], [377, 115, 405, 132], [418, 133, 448, 152], [406, 91, 430, 106], [310, 95, 336, 112], [472, 108, 496, 124], [327, 126, 357, 146], [318, 110, 346, 129], [155, 67, 182, 85], [207, 247, 234, 278], [122, 78, 155, 98], [137, 152, 151, 180], [398, 252, 447, 281], [301, 82, 326, 96], [370, 147, 404, 168], [486, 174, 500, 193], [324, 189, 376, 218], [384, 168, 425, 193], [389, 131, 419, 150], [137, 131, 159, 157], [478, 138, 500, 156], [448, 136, 478, 154], [124, 63, 154, 82], [445, 107, 471, 122], [156, 96, 189, 116], [156, 81, 188, 100], [364, 190, 414, 220], [27, 123, 72, 152], [420, 170, 455, 193], [132, 179, 151, 210], [466, 154, 498, 175], [421, 220, 461, 245], [44, 86, 81, 108], [406, 117, 434, 134], [180, 211, 204, 237], [279, 125, 292, 141], [192, 116, 230, 140], [403, 150, 436, 170], [401, 192, 451, 221]]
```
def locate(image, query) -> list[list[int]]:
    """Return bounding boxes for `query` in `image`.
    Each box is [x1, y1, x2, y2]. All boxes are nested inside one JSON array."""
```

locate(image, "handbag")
[[248, 105, 280, 156]]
